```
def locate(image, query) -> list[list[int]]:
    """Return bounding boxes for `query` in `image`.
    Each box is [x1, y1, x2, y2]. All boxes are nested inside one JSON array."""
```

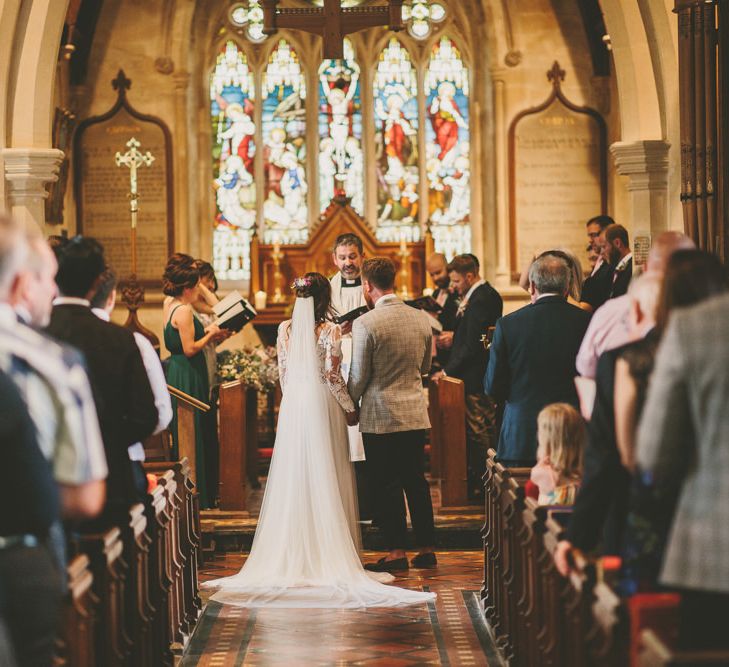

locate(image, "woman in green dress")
[[162, 254, 230, 508]]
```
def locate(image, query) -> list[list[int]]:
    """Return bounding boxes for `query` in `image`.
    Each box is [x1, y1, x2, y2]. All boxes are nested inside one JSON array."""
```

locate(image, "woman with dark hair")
[[616, 249, 727, 592], [203, 272, 436, 609], [162, 253, 230, 508]]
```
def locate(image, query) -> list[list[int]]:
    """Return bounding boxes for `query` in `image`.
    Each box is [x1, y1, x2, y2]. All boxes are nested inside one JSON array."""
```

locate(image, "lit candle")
[[254, 290, 267, 311], [399, 230, 407, 253]]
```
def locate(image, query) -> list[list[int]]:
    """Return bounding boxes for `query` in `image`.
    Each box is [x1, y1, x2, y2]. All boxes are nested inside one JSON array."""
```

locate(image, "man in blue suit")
[[484, 252, 590, 466]]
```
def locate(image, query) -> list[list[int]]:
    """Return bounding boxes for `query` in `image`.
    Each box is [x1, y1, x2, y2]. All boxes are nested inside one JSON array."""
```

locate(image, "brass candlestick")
[[271, 241, 285, 303], [398, 233, 411, 299]]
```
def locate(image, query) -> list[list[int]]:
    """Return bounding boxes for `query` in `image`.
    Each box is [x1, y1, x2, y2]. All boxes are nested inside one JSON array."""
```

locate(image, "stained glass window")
[[402, 1, 446, 40], [373, 38, 420, 243], [262, 40, 308, 244], [210, 41, 257, 281], [318, 38, 364, 214], [425, 36, 471, 257], [229, 1, 266, 43]]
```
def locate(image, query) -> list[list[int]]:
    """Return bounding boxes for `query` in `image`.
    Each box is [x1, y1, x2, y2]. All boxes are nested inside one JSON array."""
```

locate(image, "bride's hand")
[[345, 409, 359, 426]]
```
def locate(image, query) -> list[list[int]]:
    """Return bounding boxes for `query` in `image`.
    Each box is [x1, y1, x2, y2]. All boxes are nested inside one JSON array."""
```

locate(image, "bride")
[[203, 273, 435, 608]]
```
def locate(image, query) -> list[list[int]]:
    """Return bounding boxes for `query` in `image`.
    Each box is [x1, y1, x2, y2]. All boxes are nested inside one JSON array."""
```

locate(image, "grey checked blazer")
[[348, 296, 432, 434], [637, 293, 729, 592]]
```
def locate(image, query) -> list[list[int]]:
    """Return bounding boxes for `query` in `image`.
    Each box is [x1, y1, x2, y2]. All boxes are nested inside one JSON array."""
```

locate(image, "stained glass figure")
[[373, 38, 420, 242], [402, 1, 446, 40], [210, 41, 257, 281], [318, 38, 363, 214], [261, 40, 308, 244], [425, 36, 471, 257], [229, 1, 267, 44]]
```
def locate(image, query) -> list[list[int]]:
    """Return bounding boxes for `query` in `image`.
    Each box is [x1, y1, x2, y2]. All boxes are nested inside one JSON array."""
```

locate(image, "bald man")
[[576, 231, 695, 378], [426, 253, 459, 370]]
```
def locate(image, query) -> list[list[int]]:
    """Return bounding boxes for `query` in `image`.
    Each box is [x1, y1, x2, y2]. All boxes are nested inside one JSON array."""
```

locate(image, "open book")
[[404, 295, 443, 314], [333, 305, 370, 325], [213, 291, 257, 332]]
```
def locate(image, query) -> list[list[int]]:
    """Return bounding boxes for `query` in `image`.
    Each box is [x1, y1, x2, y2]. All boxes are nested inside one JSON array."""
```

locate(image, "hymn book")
[[333, 305, 370, 325], [213, 291, 257, 332]]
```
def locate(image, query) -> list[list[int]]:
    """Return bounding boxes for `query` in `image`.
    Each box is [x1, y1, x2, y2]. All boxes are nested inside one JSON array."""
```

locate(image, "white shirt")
[[92, 308, 172, 461], [53, 296, 91, 307], [374, 293, 399, 308], [456, 279, 485, 316], [536, 292, 560, 301]]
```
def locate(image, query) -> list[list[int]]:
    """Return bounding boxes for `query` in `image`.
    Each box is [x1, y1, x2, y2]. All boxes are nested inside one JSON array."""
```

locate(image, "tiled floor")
[[183, 551, 502, 666]]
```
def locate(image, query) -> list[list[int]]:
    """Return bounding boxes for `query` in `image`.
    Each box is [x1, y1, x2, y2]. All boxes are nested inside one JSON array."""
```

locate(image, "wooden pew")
[[167, 385, 210, 487], [79, 528, 131, 667], [120, 503, 154, 667], [427, 379, 444, 478], [218, 380, 259, 511], [145, 458, 201, 631], [56, 554, 97, 667], [435, 376, 468, 509]]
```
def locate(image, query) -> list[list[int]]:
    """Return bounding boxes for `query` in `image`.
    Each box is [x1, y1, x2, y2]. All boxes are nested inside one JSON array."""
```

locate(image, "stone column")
[[2, 148, 64, 228], [491, 72, 510, 287], [610, 140, 671, 237], [173, 71, 192, 254]]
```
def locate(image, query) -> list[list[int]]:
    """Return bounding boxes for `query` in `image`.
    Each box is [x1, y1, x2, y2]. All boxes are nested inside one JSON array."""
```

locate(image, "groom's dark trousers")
[[363, 430, 435, 549]]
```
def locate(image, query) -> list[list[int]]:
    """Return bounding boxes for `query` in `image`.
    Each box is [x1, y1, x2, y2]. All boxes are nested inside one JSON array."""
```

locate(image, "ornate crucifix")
[[115, 137, 155, 276], [262, 0, 404, 59]]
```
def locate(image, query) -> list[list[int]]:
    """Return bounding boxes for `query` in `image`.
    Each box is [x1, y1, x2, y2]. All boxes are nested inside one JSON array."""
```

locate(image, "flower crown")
[[291, 276, 313, 296]]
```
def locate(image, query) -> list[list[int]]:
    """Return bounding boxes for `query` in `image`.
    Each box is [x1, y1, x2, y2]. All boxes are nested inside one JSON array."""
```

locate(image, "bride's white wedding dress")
[[203, 296, 436, 608]]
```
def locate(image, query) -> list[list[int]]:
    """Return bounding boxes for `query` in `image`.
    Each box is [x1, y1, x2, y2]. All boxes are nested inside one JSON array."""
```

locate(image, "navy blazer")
[[444, 282, 502, 394], [484, 295, 590, 462]]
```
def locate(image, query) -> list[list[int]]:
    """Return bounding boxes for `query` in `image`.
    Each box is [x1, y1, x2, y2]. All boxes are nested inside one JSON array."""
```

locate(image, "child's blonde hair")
[[536, 403, 585, 480]]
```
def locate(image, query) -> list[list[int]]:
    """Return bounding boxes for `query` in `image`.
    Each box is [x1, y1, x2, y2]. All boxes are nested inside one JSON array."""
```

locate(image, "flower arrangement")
[[217, 346, 279, 392], [292, 276, 312, 291]]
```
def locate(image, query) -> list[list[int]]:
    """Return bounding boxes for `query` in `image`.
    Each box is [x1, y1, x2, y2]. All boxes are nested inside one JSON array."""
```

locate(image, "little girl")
[[529, 403, 585, 506]]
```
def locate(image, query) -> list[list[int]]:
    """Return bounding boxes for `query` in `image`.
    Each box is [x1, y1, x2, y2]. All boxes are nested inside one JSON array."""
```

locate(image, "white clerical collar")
[[342, 276, 362, 287], [92, 307, 111, 322], [53, 296, 91, 307], [463, 279, 485, 304], [374, 293, 398, 308], [615, 252, 633, 272]]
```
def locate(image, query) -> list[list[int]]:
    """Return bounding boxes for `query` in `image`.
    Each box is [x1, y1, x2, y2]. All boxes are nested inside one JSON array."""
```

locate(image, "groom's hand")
[[345, 409, 359, 426]]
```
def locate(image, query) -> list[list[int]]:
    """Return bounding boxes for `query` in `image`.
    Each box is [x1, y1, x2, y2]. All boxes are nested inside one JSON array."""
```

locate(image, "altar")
[[250, 197, 431, 341]]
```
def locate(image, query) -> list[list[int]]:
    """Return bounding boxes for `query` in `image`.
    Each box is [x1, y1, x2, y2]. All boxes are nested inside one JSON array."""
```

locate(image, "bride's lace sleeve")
[[322, 324, 356, 413], [277, 321, 290, 392]]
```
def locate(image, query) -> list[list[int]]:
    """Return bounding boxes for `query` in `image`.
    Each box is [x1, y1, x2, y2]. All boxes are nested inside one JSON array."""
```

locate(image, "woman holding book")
[[162, 253, 231, 508]]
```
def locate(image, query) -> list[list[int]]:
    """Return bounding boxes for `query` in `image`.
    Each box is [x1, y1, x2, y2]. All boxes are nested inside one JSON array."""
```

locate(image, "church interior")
[[1, 0, 728, 664]]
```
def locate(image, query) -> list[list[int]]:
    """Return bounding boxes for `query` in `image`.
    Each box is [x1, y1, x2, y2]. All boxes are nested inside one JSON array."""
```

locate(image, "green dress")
[[165, 305, 212, 508]]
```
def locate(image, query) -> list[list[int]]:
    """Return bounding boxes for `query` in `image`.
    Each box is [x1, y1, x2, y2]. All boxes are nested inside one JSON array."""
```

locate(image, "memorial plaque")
[[74, 73, 174, 286], [509, 63, 607, 277]]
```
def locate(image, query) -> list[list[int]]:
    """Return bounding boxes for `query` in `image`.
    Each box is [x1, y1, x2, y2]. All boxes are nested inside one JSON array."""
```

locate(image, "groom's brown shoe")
[[364, 557, 409, 573]]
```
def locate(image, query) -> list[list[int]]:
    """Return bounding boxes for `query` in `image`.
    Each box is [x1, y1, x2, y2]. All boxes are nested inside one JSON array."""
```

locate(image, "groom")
[[348, 257, 437, 572]]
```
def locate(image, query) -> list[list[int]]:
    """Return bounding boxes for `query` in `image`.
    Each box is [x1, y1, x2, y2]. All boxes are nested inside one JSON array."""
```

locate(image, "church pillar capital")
[[2, 148, 64, 227], [610, 140, 672, 235]]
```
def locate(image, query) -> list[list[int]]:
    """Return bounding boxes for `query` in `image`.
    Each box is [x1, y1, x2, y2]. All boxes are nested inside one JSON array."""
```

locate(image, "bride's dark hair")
[[292, 272, 334, 323]]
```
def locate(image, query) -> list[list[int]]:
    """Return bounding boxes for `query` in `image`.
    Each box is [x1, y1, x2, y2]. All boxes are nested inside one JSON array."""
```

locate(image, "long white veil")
[[205, 297, 436, 608]]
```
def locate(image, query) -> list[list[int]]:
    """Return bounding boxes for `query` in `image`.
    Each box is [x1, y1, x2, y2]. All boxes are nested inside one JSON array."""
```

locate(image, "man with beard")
[[426, 252, 459, 370], [602, 224, 633, 299]]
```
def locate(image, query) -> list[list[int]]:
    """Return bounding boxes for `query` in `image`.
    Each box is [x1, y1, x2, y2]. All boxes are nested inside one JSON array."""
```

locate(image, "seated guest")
[[431, 254, 502, 500], [0, 370, 62, 667], [47, 236, 159, 521], [485, 252, 590, 466], [554, 273, 662, 577], [576, 231, 695, 379], [581, 215, 615, 311], [90, 270, 172, 469], [601, 223, 633, 299], [636, 286, 729, 650], [0, 217, 106, 573], [530, 403, 585, 506], [616, 250, 727, 593], [426, 252, 459, 370], [163, 254, 229, 509]]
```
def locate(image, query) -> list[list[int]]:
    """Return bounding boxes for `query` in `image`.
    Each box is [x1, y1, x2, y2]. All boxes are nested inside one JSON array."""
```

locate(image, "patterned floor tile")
[[183, 551, 502, 666]]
